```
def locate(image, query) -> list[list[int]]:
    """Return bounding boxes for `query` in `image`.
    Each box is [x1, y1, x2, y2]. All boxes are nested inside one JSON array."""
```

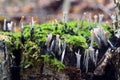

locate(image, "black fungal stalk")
[[3, 42, 7, 60], [30, 27, 34, 41]]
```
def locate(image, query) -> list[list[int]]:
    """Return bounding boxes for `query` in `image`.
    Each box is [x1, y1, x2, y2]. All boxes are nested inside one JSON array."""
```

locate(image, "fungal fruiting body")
[[3, 19, 6, 31], [75, 50, 81, 69], [7, 21, 13, 32], [61, 41, 66, 63], [45, 33, 52, 53]]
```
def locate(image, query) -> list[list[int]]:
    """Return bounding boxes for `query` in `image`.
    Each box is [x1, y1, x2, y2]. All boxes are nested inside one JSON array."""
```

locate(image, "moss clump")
[[0, 21, 112, 71], [66, 35, 88, 49], [41, 55, 65, 72]]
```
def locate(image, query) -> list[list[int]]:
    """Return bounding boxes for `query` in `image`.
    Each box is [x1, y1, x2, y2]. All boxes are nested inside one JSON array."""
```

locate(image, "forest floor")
[[0, 0, 115, 25]]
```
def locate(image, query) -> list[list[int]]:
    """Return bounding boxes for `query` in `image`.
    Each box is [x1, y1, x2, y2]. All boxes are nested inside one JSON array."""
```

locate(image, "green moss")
[[0, 21, 112, 71], [42, 55, 65, 72], [66, 35, 88, 49], [41, 55, 51, 63], [51, 58, 65, 72]]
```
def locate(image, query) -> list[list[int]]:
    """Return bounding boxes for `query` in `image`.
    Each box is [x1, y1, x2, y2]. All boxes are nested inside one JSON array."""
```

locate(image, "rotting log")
[[42, 65, 69, 80], [113, 47, 120, 80], [94, 47, 120, 80], [65, 67, 81, 80], [94, 48, 112, 75], [0, 41, 10, 80]]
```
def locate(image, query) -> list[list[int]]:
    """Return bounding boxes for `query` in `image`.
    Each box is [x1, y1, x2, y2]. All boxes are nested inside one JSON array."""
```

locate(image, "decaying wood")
[[113, 47, 120, 80], [94, 47, 120, 76], [65, 67, 81, 80]]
